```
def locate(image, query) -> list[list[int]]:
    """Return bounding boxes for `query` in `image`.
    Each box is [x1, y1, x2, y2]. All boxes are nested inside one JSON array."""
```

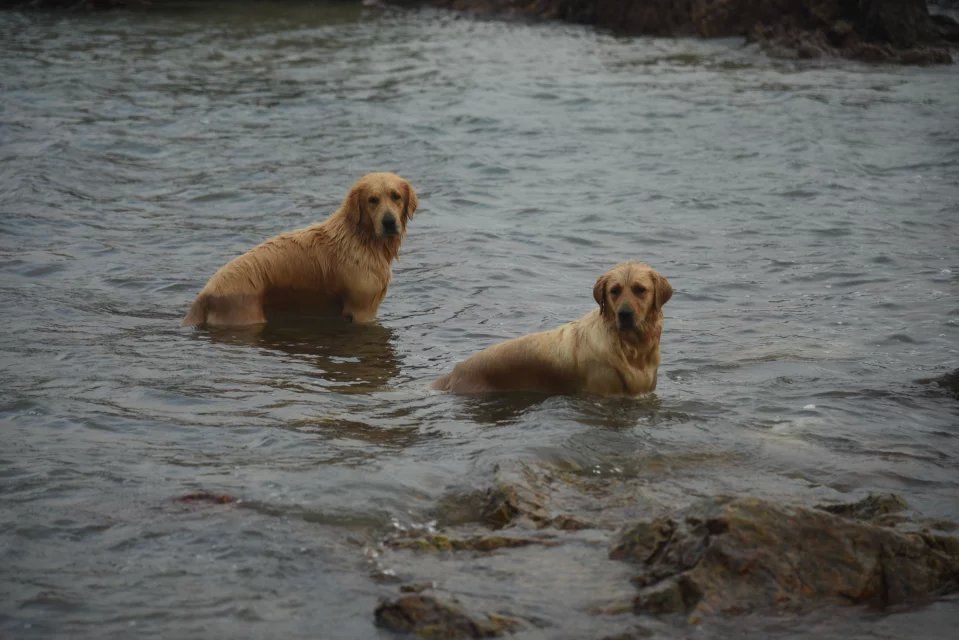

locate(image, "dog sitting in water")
[[432, 262, 672, 396], [183, 172, 418, 327]]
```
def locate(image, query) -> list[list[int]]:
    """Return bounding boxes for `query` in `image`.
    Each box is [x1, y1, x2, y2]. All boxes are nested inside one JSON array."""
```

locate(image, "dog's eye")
[[610, 285, 622, 297], [632, 285, 647, 296], [368, 196, 380, 205], [390, 191, 401, 201]]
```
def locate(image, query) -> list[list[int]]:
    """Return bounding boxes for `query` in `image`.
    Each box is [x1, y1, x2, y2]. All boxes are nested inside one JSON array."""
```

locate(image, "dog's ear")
[[402, 179, 419, 224], [652, 271, 673, 310], [593, 273, 611, 318], [344, 182, 366, 230]]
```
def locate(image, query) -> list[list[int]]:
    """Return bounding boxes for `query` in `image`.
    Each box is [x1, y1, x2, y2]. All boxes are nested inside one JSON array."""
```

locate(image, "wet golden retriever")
[[182, 172, 418, 327], [432, 262, 672, 396]]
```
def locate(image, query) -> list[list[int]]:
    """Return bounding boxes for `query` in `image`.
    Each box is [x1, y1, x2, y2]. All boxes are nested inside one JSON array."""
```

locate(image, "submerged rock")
[[480, 480, 596, 530], [610, 496, 959, 618], [920, 368, 959, 400], [387, 533, 558, 552], [374, 594, 520, 638], [441, 465, 594, 531], [481, 481, 552, 529], [816, 492, 909, 526], [175, 491, 236, 505]]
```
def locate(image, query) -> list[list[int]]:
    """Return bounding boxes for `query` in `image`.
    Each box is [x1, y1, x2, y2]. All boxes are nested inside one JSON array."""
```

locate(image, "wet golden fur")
[[183, 172, 418, 327], [432, 262, 672, 396]]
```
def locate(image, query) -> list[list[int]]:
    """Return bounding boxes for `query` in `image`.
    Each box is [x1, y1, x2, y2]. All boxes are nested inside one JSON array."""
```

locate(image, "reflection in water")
[[199, 313, 400, 393], [450, 391, 554, 427], [562, 394, 665, 430], [449, 391, 665, 429]]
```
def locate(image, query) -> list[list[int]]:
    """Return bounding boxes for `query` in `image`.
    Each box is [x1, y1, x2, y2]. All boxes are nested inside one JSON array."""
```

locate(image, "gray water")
[[1, 2, 958, 638]]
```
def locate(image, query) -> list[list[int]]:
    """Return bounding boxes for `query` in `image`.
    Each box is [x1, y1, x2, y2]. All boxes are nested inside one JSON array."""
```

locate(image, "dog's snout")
[[617, 306, 634, 327], [382, 214, 398, 235]]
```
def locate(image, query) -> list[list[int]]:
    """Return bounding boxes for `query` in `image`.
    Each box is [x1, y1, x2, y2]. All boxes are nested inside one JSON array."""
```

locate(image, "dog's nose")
[[617, 307, 634, 328], [382, 215, 398, 235]]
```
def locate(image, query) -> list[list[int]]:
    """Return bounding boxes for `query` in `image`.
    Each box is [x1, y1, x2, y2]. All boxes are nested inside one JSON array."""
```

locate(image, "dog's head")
[[593, 262, 672, 337], [343, 172, 419, 241]]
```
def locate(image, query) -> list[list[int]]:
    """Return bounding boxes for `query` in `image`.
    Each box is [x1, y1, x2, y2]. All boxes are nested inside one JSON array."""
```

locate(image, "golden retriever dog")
[[182, 172, 418, 327], [432, 262, 672, 396]]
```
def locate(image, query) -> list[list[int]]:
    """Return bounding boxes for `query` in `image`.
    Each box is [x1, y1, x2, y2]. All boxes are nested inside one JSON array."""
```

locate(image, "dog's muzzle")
[[382, 214, 399, 236], [617, 306, 635, 330]]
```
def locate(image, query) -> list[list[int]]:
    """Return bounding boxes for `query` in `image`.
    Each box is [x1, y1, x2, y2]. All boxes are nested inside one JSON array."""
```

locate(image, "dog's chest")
[[341, 256, 391, 300], [583, 348, 657, 396]]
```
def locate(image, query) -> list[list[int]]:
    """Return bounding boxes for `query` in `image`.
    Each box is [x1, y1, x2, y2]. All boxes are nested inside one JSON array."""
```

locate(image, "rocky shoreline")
[[6, 1, 956, 63], [369, 461, 959, 638], [394, 0, 958, 64]]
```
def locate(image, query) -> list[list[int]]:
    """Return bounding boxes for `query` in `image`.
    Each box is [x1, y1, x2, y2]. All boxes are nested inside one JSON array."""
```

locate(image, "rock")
[[436, 460, 637, 532], [895, 46, 954, 64], [920, 369, 959, 399], [551, 514, 593, 531], [480, 482, 596, 530], [4, 0, 148, 7], [481, 482, 550, 529], [932, 14, 959, 44], [610, 496, 959, 617], [589, 600, 635, 616], [387, 533, 557, 552], [404, 0, 954, 64], [817, 492, 909, 526], [432, 467, 555, 530], [374, 595, 520, 638], [478, 469, 595, 530], [175, 491, 236, 505], [609, 517, 677, 564], [858, 0, 941, 47], [598, 628, 654, 640]]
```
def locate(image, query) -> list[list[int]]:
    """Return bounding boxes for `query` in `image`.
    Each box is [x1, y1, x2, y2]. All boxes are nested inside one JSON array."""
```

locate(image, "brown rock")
[[817, 492, 908, 525], [175, 491, 236, 505], [611, 496, 959, 617], [481, 480, 551, 529], [387, 533, 556, 552], [374, 595, 520, 638], [551, 514, 593, 531]]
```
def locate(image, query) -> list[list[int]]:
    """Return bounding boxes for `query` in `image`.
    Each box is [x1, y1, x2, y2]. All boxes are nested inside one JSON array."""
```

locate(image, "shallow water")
[[1, 2, 958, 638]]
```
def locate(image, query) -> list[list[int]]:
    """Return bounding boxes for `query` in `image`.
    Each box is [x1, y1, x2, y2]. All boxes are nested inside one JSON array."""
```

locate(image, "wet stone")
[[920, 369, 959, 400], [479, 475, 595, 531], [175, 491, 236, 505], [481, 482, 551, 529], [551, 514, 593, 531], [387, 533, 557, 553], [817, 492, 909, 525], [374, 595, 520, 639], [400, 582, 435, 593], [611, 496, 959, 617]]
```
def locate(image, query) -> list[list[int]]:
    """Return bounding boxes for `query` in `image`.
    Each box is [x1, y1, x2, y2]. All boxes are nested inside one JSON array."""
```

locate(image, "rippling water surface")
[[2, 2, 958, 638]]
